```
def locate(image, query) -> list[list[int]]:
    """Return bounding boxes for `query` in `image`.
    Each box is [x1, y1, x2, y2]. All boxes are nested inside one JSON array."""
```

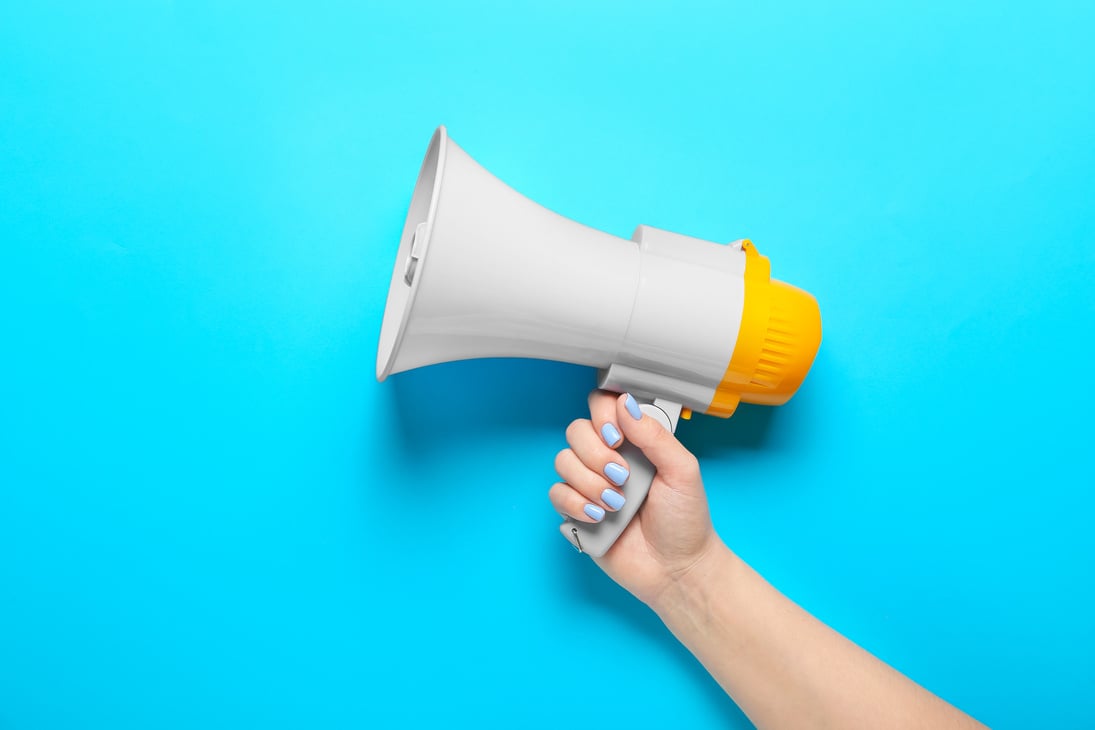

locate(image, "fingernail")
[[601, 488, 626, 511], [584, 504, 605, 522], [601, 422, 621, 446], [625, 394, 643, 420], [603, 462, 629, 487]]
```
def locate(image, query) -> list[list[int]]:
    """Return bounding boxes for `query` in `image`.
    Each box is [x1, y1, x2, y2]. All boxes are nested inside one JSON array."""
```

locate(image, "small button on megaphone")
[[378, 126, 821, 557]]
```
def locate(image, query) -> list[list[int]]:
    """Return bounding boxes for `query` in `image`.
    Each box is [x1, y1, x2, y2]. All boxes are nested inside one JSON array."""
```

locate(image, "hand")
[[550, 390, 722, 607], [551, 394, 987, 730]]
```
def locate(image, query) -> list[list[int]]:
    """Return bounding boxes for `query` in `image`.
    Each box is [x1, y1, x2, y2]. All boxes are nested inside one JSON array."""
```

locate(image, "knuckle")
[[649, 428, 699, 474], [588, 388, 612, 405], [554, 448, 572, 472], [588, 392, 617, 424], [648, 424, 674, 448], [681, 452, 701, 475], [568, 488, 586, 509], [565, 418, 590, 442]]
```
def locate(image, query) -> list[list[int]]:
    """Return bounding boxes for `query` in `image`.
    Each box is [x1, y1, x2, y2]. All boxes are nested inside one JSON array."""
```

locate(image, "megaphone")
[[378, 126, 821, 557]]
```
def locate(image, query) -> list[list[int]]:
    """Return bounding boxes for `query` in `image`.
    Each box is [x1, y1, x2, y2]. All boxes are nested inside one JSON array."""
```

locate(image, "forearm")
[[651, 542, 985, 730]]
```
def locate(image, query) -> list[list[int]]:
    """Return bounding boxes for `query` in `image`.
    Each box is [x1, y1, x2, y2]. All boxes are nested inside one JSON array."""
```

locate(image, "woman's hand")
[[549, 389, 722, 606], [551, 391, 987, 729]]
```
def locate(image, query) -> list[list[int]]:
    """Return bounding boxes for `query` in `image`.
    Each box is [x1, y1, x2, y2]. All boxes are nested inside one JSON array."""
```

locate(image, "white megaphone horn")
[[378, 126, 821, 557]]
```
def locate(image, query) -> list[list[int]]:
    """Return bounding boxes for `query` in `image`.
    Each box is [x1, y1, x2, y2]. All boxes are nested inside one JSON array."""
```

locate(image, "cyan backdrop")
[[2, 2, 1093, 728]]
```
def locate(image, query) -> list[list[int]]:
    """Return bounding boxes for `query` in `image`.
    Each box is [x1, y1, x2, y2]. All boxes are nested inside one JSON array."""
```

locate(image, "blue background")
[[2, 2, 1093, 728]]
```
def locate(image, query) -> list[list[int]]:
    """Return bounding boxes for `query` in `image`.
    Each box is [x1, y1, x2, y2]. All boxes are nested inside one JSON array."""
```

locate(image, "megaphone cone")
[[378, 126, 644, 382]]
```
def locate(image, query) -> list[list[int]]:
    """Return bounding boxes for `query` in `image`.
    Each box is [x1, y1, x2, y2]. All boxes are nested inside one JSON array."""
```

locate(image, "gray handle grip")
[[563, 402, 676, 558]]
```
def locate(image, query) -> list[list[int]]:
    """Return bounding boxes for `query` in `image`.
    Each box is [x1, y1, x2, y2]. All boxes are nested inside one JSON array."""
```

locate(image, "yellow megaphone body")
[[378, 126, 821, 556]]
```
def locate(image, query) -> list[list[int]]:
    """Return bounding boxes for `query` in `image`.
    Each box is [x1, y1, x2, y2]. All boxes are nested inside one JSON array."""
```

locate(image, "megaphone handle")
[[564, 401, 677, 558]]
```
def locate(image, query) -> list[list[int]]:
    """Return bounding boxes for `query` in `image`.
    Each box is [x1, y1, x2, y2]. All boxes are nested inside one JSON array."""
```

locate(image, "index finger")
[[587, 389, 623, 449]]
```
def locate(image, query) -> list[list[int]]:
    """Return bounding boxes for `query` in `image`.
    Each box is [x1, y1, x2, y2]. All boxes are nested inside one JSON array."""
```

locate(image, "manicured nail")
[[625, 394, 643, 420], [584, 503, 605, 522], [603, 462, 629, 486], [601, 422, 621, 446], [601, 488, 626, 511]]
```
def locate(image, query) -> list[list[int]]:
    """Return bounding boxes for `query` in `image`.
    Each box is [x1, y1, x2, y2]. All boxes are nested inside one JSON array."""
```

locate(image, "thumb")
[[615, 393, 700, 486]]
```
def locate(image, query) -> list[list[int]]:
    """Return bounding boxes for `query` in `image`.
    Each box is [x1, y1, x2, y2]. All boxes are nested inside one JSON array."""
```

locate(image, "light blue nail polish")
[[601, 488, 626, 511], [603, 462, 629, 487], [584, 503, 605, 522], [601, 422, 621, 446], [625, 393, 643, 420]]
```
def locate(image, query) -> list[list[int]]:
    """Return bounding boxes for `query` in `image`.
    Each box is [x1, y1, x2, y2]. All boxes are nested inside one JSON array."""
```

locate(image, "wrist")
[[648, 536, 740, 620]]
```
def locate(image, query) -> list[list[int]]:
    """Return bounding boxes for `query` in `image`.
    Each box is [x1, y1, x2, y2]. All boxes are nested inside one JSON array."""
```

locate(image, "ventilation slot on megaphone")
[[403, 222, 428, 286]]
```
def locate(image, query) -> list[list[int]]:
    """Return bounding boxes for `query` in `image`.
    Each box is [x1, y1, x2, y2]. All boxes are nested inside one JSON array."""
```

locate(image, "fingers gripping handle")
[[564, 401, 678, 558], [566, 439, 657, 557]]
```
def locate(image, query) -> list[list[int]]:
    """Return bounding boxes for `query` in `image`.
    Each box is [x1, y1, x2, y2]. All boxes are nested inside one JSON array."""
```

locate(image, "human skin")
[[549, 390, 986, 730]]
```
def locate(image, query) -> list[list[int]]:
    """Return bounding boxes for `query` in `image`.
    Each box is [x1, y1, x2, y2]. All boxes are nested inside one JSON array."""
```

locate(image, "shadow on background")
[[386, 357, 594, 447], [680, 402, 779, 459]]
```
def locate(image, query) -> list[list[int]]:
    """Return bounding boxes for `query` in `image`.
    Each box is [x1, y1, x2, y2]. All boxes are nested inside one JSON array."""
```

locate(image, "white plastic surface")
[[375, 127, 749, 413], [598, 363, 715, 415], [377, 126, 639, 380]]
